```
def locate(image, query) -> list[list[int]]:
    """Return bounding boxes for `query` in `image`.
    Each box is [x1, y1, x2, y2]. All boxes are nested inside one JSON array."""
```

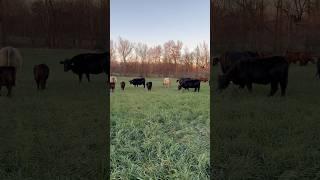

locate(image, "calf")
[[0, 66, 16, 97], [110, 82, 115, 92], [146, 82, 152, 91], [217, 56, 289, 96], [121, 81, 125, 90], [178, 79, 201, 92], [33, 64, 50, 90]]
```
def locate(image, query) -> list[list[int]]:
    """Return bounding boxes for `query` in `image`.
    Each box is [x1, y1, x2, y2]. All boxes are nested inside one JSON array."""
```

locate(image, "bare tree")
[[117, 37, 133, 75]]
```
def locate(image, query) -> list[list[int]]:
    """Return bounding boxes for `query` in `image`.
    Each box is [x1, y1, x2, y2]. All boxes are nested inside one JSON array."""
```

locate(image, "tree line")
[[212, 0, 320, 55], [111, 37, 210, 78], [0, 0, 107, 49]]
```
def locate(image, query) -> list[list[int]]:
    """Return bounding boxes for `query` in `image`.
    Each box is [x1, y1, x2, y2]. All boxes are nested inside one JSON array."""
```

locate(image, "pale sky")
[[111, 0, 210, 51]]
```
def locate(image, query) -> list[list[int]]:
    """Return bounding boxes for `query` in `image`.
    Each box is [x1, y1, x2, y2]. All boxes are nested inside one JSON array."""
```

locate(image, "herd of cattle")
[[109, 76, 208, 92], [1, 46, 319, 97], [0, 46, 108, 97], [213, 51, 320, 96]]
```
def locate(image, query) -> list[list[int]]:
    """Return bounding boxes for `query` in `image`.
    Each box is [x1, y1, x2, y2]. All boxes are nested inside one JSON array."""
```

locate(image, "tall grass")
[[111, 77, 210, 179]]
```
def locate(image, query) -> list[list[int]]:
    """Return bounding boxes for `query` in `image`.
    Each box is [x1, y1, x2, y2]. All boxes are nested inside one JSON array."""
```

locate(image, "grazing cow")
[[129, 77, 145, 88], [146, 82, 152, 91], [217, 56, 289, 96], [163, 77, 171, 88], [110, 82, 115, 92], [0, 47, 23, 69], [0, 66, 16, 97], [219, 51, 260, 74], [316, 58, 320, 79], [120, 81, 125, 90], [60, 52, 108, 83], [110, 76, 117, 84], [33, 64, 50, 90], [178, 79, 201, 92]]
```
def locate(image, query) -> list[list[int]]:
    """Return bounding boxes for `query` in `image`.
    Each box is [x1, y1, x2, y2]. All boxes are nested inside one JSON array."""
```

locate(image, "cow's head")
[[60, 59, 73, 72], [178, 84, 182, 90], [217, 74, 230, 91], [129, 80, 133, 84]]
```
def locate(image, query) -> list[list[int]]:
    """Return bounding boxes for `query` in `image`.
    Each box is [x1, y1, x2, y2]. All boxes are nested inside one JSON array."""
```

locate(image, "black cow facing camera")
[[146, 82, 152, 91], [120, 81, 125, 90]]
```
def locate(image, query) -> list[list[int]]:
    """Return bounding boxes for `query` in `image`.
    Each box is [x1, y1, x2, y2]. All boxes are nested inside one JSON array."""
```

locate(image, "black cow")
[[129, 78, 145, 88], [220, 51, 260, 74], [217, 56, 289, 96], [60, 52, 108, 82], [178, 79, 201, 92], [120, 81, 125, 90], [146, 82, 152, 91], [33, 64, 50, 90], [0, 66, 16, 97]]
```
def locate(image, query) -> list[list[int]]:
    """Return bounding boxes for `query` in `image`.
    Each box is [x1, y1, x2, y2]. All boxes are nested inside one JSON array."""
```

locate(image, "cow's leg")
[[36, 79, 39, 89], [198, 86, 200, 92], [86, 74, 90, 82], [268, 82, 278, 96], [0, 85, 2, 96], [280, 80, 287, 97], [78, 73, 83, 83]]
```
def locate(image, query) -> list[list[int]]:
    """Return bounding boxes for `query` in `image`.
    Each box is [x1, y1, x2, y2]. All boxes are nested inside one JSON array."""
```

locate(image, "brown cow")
[[110, 82, 115, 92], [0, 66, 16, 97], [198, 77, 208, 82], [34, 64, 50, 90], [285, 51, 313, 65]]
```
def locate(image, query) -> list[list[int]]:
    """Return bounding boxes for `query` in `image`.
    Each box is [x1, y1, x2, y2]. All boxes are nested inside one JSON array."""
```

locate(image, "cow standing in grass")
[[217, 56, 289, 96], [178, 79, 201, 92], [0, 66, 16, 97], [60, 52, 108, 83], [163, 78, 171, 88], [129, 77, 145, 88], [146, 82, 152, 91], [110, 76, 117, 84], [33, 64, 50, 90], [120, 81, 125, 90], [110, 82, 115, 92]]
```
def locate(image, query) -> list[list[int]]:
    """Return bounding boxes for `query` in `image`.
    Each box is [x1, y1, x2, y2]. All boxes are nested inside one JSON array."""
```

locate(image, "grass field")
[[0, 48, 107, 179], [110, 77, 210, 179], [211, 63, 320, 179]]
